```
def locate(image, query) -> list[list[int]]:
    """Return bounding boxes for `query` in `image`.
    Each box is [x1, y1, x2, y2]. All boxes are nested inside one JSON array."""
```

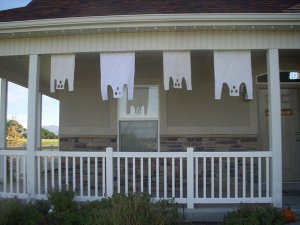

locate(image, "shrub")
[[0, 198, 44, 225], [222, 204, 284, 225], [46, 187, 81, 225], [81, 193, 178, 225]]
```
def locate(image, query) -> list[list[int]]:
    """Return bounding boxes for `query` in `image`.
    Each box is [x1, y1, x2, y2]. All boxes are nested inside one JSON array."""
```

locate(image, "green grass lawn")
[[7, 139, 59, 147]]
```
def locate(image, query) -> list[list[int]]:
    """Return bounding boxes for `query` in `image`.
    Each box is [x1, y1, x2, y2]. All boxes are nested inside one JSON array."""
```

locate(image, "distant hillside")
[[42, 125, 59, 135]]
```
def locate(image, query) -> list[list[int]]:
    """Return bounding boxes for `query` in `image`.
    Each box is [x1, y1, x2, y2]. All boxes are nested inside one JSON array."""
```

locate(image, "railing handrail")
[[1, 149, 272, 158], [0, 150, 27, 156]]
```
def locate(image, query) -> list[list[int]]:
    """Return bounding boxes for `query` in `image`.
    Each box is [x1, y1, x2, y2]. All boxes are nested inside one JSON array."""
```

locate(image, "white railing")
[[0, 148, 272, 208], [0, 150, 27, 199]]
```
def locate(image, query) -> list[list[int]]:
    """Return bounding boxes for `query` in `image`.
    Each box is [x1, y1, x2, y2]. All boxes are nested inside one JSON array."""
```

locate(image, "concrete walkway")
[[179, 194, 300, 224]]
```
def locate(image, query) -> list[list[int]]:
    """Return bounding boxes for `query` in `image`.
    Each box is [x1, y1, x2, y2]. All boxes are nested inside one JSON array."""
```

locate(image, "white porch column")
[[267, 49, 282, 207], [0, 78, 8, 181], [27, 55, 40, 197]]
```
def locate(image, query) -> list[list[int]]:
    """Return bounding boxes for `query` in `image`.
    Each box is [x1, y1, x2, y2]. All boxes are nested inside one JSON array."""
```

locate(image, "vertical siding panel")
[[200, 30, 207, 50], [10, 39, 16, 55], [1, 31, 300, 56], [67, 35, 74, 53]]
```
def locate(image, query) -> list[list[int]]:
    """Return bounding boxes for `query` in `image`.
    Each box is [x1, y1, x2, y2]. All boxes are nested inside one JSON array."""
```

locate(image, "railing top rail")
[[0, 150, 27, 156], [1, 149, 272, 158], [36, 151, 107, 157], [112, 152, 188, 158], [193, 151, 272, 158]]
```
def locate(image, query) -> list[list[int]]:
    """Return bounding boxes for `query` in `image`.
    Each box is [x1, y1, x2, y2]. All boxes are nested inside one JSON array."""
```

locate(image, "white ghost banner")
[[50, 54, 75, 92], [214, 50, 253, 100], [100, 53, 135, 100], [163, 51, 192, 91]]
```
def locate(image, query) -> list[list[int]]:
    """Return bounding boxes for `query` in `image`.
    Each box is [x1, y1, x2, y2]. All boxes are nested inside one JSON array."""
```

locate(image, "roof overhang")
[[0, 13, 300, 39]]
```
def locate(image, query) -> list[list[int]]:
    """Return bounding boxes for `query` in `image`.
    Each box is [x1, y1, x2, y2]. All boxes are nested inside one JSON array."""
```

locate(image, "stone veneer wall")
[[59, 135, 258, 152], [59, 136, 117, 151], [160, 135, 258, 152]]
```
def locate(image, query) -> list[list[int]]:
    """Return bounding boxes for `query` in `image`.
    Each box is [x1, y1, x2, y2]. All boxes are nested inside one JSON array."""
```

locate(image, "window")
[[257, 71, 300, 83], [118, 86, 159, 151]]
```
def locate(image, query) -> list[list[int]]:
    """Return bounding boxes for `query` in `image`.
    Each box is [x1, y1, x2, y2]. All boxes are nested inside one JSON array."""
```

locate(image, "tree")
[[6, 119, 25, 147], [41, 128, 58, 139]]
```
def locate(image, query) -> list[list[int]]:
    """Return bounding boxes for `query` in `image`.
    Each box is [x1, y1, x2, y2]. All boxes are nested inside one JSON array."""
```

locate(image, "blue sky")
[[7, 82, 60, 128], [0, 0, 31, 11], [1, 1, 59, 128]]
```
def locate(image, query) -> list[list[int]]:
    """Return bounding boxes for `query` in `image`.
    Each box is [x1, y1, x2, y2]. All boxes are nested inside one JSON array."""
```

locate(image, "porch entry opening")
[[118, 86, 159, 151], [258, 88, 300, 185]]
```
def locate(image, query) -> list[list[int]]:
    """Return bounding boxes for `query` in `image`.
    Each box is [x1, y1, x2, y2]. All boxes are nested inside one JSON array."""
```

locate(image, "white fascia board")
[[0, 13, 299, 34]]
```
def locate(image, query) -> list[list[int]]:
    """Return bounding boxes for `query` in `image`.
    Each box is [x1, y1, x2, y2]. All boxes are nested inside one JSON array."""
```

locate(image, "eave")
[[0, 13, 300, 39]]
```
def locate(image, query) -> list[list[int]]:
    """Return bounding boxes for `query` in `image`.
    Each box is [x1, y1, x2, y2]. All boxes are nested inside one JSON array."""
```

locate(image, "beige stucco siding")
[[59, 52, 258, 136]]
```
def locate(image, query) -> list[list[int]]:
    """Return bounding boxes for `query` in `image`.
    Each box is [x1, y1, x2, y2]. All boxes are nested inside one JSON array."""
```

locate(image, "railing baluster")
[[226, 157, 230, 198], [3, 156, 7, 193], [102, 157, 105, 196], [117, 157, 120, 193], [51, 157, 54, 188], [44, 157, 47, 194], [9, 156, 13, 193], [80, 157, 83, 196], [95, 157, 98, 197], [133, 158, 136, 193], [140, 158, 143, 192], [37, 156, 40, 195], [23, 156, 26, 193], [65, 157, 69, 187], [148, 157, 151, 194], [266, 157, 270, 198], [172, 157, 175, 198], [250, 157, 254, 198], [87, 157, 90, 197], [211, 157, 214, 198], [72, 157, 76, 192], [258, 157, 262, 198], [58, 157, 62, 189], [156, 157, 159, 198], [125, 157, 128, 194], [243, 157, 246, 198], [203, 157, 206, 198], [235, 157, 238, 198], [16, 156, 20, 194], [164, 157, 167, 198], [180, 157, 183, 199], [219, 157, 222, 198]]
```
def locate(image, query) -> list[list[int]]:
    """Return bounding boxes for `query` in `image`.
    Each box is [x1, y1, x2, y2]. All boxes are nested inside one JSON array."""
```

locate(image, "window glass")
[[119, 121, 158, 152], [118, 86, 159, 151], [119, 86, 159, 119]]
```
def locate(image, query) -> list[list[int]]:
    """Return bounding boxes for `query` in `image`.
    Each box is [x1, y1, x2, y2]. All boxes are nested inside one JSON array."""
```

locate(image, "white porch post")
[[186, 147, 194, 209], [27, 55, 40, 197], [267, 49, 282, 207], [0, 78, 8, 181], [106, 147, 113, 197]]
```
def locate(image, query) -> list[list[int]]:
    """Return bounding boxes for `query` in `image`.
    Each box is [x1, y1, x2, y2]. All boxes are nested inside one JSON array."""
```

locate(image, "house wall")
[[59, 52, 259, 151]]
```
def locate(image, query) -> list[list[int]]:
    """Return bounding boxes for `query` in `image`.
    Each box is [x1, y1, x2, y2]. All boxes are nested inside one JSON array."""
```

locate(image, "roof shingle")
[[0, 0, 299, 22]]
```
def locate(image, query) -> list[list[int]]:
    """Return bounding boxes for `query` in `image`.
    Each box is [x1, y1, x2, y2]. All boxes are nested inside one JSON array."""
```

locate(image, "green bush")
[[0, 198, 44, 225], [46, 187, 81, 225], [0, 191, 178, 225], [222, 204, 284, 225], [81, 193, 178, 225]]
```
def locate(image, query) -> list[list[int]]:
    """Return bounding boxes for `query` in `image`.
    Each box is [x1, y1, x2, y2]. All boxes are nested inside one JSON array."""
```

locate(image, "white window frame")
[[117, 85, 160, 152]]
